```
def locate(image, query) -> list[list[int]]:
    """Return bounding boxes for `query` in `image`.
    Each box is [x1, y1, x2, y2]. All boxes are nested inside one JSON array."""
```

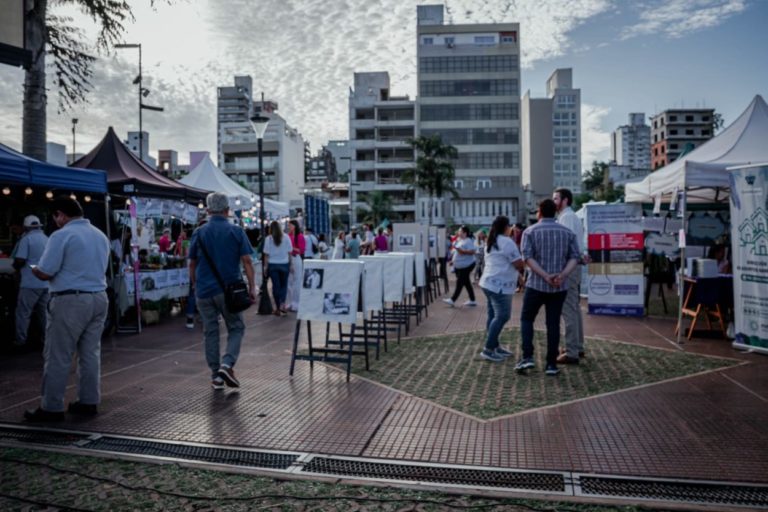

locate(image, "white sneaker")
[[442, 298, 455, 307], [463, 300, 477, 307]]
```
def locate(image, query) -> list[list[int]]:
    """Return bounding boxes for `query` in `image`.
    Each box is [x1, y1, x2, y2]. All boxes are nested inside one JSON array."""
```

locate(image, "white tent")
[[180, 155, 289, 219], [625, 95, 768, 204]]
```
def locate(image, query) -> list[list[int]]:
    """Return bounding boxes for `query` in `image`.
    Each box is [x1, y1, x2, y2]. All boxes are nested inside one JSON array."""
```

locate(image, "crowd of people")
[[18, 186, 589, 422]]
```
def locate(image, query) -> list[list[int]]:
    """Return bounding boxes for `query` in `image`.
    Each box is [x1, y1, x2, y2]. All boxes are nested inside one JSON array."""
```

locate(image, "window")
[[419, 55, 517, 73], [474, 35, 495, 45], [500, 31, 517, 43], [702, 115, 710, 122], [454, 179, 464, 189], [419, 79, 518, 97], [670, 129, 678, 135], [476, 179, 491, 190], [669, 115, 677, 122], [444, 37, 455, 47], [420, 103, 518, 121], [685, 115, 694, 122], [702, 129, 711, 136], [670, 143, 679, 150], [453, 152, 519, 169], [685, 129, 694, 135], [422, 37, 433, 45]]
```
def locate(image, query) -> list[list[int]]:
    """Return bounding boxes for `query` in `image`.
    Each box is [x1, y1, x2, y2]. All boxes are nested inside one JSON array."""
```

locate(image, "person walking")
[[317, 233, 330, 260], [24, 197, 110, 421], [478, 216, 524, 362], [514, 199, 580, 376], [263, 220, 293, 315], [443, 226, 477, 307], [553, 187, 585, 364], [12, 215, 49, 347], [188, 192, 256, 390], [303, 226, 319, 260], [346, 230, 361, 259], [285, 220, 305, 312], [332, 231, 346, 260]]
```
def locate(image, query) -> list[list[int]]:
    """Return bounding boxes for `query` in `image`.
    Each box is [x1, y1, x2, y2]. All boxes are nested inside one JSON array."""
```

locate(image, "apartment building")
[[611, 113, 651, 170], [650, 108, 715, 170], [417, 4, 522, 225], [348, 71, 416, 224]]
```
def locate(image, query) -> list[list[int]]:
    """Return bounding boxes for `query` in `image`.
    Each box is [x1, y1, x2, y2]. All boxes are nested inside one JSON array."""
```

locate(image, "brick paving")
[[1, 284, 766, 486]]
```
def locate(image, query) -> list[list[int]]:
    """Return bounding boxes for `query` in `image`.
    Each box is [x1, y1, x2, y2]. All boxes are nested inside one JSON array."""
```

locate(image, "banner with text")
[[729, 165, 768, 355], [586, 203, 645, 316]]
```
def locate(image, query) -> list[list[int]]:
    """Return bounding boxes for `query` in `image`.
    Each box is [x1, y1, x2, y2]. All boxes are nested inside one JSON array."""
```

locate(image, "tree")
[[403, 134, 459, 226], [356, 190, 394, 227], [713, 112, 725, 133], [582, 161, 608, 192], [22, 1, 164, 160]]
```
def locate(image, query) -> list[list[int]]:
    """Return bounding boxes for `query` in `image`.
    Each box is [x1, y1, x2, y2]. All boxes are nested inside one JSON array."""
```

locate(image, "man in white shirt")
[[303, 227, 319, 259], [12, 215, 49, 346], [553, 188, 585, 364]]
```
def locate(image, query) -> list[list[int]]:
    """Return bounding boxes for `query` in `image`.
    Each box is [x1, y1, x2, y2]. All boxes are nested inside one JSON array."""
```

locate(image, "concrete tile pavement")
[[1, 284, 766, 485]]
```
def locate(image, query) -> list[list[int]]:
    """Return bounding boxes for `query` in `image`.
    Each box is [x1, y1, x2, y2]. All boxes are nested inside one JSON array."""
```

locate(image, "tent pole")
[[676, 191, 686, 345]]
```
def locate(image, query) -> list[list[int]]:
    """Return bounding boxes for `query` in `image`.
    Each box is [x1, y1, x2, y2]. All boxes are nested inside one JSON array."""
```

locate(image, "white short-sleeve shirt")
[[479, 235, 522, 295]]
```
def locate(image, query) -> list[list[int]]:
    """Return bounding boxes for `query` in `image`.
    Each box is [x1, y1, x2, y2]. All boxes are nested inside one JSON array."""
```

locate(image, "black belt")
[[50, 290, 103, 297]]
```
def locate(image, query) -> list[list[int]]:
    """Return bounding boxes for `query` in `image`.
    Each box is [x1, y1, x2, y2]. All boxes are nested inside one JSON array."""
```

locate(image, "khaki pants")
[[41, 292, 108, 412], [562, 271, 584, 358]]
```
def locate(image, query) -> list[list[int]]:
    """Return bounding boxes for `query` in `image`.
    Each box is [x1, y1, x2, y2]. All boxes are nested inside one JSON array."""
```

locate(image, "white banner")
[[729, 164, 768, 354]]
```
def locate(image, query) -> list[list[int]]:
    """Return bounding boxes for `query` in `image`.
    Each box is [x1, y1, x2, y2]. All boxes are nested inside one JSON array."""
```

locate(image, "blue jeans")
[[185, 284, 196, 317], [482, 288, 512, 351], [197, 293, 245, 378], [268, 263, 290, 308], [520, 288, 567, 367]]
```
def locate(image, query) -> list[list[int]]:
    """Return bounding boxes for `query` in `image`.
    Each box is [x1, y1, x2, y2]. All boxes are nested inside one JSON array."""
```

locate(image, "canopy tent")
[[0, 143, 107, 193], [72, 127, 208, 203], [625, 95, 768, 204], [180, 154, 289, 219]]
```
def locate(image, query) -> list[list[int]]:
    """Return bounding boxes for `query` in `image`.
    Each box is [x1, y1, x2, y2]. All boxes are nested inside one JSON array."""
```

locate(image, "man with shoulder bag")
[[189, 193, 256, 389]]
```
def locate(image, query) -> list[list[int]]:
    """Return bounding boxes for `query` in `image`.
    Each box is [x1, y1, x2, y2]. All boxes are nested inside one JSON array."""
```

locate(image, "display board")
[[380, 252, 414, 294], [393, 223, 421, 253], [366, 255, 405, 302], [729, 164, 768, 355], [586, 203, 645, 316], [428, 226, 438, 259], [359, 257, 384, 312], [297, 260, 363, 324], [414, 252, 426, 287], [437, 228, 447, 258]]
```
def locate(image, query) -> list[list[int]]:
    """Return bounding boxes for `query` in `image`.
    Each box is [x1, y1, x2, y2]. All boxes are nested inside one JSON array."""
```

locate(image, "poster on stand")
[[729, 164, 768, 355], [365, 255, 405, 302], [428, 226, 438, 259], [297, 260, 363, 324], [389, 252, 416, 293], [393, 223, 422, 253], [586, 203, 645, 316], [359, 257, 384, 312], [437, 228, 447, 258]]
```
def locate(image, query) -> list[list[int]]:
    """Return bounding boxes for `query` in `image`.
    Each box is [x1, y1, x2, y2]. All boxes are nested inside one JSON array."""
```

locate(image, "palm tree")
[[356, 190, 394, 227], [22, 1, 164, 159], [403, 134, 459, 226]]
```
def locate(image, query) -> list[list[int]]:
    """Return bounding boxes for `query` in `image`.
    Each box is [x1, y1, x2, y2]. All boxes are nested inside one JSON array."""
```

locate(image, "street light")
[[339, 156, 353, 231], [249, 111, 272, 315], [115, 43, 164, 163], [71, 118, 78, 164]]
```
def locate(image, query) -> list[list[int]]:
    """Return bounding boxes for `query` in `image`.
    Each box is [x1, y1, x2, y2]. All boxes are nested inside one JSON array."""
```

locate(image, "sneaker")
[[463, 300, 478, 307], [211, 377, 225, 390], [185, 316, 194, 329], [67, 401, 98, 416], [442, 298, 455, 307], [545, 365, 561, 376], [24, 408, 65, 422], [480, 350, 504, 362], [495, 346, 514, 358], [218, 366, 240, 388], [514, 358, 535, 372], [556, 353, 579, 365]]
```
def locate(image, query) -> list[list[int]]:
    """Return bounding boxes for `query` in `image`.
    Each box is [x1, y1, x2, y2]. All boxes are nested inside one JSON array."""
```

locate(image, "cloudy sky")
[[1, 0, 766, 171]]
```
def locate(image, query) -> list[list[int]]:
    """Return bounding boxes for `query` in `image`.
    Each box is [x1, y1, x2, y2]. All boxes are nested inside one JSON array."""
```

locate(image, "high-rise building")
[[325, 140, 352, 180], [417, 4, 522, 225], [157, 149, 179, 178], [611, 113, 650, 169], [521, 68, 581, 202], [349, 71, 416, 225], [217, 76, 306, 205], [125, 131, 156, 167], [650, 108, 715, 170]]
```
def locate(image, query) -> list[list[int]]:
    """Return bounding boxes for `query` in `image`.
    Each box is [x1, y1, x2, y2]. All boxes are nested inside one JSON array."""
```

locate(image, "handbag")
[[198, 239, 252, 313]]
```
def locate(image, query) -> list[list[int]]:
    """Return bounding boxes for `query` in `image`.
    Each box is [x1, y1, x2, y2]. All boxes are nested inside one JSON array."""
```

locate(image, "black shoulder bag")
[[198, 239, 252, 314]]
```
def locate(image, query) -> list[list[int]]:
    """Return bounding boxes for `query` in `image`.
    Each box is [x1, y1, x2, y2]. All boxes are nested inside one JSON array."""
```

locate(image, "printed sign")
[[728, 165, 768, 354], [365, 255, 405, 302], [586, 203, 644, 316], [359, 257, 384, 312], [297, 260, 363, 324]]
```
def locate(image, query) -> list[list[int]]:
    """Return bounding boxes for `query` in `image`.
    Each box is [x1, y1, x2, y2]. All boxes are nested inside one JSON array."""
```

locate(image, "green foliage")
[[404, 134, 459, 225], [356, 190, 395, 226], [582, 161, 608, 192]]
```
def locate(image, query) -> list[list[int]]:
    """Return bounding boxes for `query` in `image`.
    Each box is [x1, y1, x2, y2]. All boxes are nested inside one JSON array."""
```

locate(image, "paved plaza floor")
[[1, 281, 767, 505]]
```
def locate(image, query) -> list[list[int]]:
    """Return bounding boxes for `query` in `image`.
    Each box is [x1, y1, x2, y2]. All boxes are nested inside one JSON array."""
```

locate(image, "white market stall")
[[625, 95, 768, 345], [180, 154, 289, 220]]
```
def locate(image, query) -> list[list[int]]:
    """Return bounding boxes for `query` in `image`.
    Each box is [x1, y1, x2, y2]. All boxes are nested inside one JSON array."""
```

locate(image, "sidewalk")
[[1, 284, 766, 488]]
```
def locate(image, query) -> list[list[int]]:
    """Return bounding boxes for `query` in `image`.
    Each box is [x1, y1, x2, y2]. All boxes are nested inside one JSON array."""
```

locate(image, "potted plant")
[[140, 299, 161, 325]]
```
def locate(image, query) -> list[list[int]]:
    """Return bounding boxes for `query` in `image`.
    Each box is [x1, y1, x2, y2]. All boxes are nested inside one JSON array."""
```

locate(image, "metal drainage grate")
[[83, 437, 298, 470], [0, 426, 89, 446], [580, 476, 768, 508], [302, 457, 565, 492]]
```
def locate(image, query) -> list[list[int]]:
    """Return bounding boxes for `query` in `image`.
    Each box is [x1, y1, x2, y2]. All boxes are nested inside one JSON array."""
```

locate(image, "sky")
[[1, 0, 766, 172]]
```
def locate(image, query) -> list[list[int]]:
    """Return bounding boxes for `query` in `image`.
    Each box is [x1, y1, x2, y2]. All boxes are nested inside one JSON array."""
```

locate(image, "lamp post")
[[339, 156, 353, 231], [71, 118, 78, 164], [116, 43, 164, 163], [249, 112, 272, 315]]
